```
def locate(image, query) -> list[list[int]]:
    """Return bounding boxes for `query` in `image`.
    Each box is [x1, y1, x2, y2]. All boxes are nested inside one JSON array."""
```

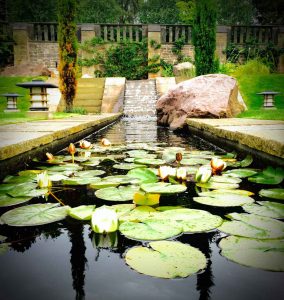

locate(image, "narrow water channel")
[[0, 118, 283, 300]]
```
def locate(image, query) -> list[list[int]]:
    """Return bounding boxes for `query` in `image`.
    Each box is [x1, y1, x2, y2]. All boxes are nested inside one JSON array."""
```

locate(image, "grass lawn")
[[236, 74, 284, 120]]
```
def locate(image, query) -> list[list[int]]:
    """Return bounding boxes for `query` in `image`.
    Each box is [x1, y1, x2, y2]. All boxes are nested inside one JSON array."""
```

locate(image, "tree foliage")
[[58, 0, 78, 112], [192, 0, 217, 76]]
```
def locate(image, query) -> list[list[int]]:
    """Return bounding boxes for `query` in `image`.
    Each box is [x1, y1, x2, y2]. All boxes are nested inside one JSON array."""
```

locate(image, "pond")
[[0, 117, 283, 300]]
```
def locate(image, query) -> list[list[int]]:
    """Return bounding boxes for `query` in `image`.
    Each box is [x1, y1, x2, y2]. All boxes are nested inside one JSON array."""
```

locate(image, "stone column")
[[148, 24, 161, 78], [216, 26, 230, 64], [278, 26, 284, 73], [80, 24, 100, 76], [13, 23, 30, 65]]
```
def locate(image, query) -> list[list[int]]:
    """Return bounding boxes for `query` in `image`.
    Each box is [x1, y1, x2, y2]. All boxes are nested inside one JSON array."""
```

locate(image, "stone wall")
[[160, 44, 194, 64], [29, 42, 59, 68]]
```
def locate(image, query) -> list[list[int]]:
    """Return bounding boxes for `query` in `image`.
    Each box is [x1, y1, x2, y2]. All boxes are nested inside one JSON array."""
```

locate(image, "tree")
[[252, 0, 284, 24], [117, 0, 139, 23], [192, 0, 217, 76], [176, 0, 195, 25], [58, 0, 78, 112]]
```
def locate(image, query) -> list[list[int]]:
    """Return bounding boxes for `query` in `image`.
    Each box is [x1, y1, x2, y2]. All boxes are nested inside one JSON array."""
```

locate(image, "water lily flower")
[[91, 206, 118, 234], [46, 152, 54, 161], [176, 167, 187, 180], [158, 166, 176, 180], [176, 152, 183, 166], [101, 138, 111, 146], [79, 140, 92, 149], [195, 165, 212, 183], [210, 158, 226, 175], [37, 171, 52, 189], [68, 143, 76, 155]]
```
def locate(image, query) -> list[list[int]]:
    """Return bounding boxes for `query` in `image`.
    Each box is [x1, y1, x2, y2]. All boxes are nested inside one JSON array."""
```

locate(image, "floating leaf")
[[69, 205, 96, 220], [156, 206, 184, 211], [119, 219, 182, 241], [125, 241, 207, 278], [134, 158, 166, 165], [127, 168, 158, 184], [0, 243, 10, 255], [240, 155, 253, 167], [259, 188, 284, 200], [224, 169, 258, 178], [8, 183, 47, 198], [218, 213, 284, 239], [155, 208, 223, 233], [133, 191, 160, 206], [243, 201, 284, 219], [194, 193, 254, 207], [48, 173, 68, 181], [3, 175, 36, 184], [210, 175, 242, 184], [141, 182, 187, 194], [248, 167, 284, 185], [101, 175, 140, 185], [62, 177, 101, 185], [39, 164, 83, 172], [113, 163, 146, 170], [95, 185, 139, 201], [89, 181, 119, 189], [219, 236, 284, 271], [200, 189, 254, 196], [110, 204, 136, 218], [196, 181, 239, 190], [75, 170, 106, 177], [0, 235, 7, 242], [0, 203, 70, 226], [126, 150, 149, 157], [180, 158, 210, 166], [119, 206, 157, 222], [0, 194, 32, 207]]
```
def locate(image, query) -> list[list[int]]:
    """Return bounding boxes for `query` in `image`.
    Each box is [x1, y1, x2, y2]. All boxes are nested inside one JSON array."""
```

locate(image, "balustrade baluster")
[[129, 26, 133, 42], [123, 26, 126, 41], [44, 24, 48, 41], [50, 24, 55, 41], [103, 26, 108, 41], [116, 25, 120, 42], [169, 26, 173, 43]]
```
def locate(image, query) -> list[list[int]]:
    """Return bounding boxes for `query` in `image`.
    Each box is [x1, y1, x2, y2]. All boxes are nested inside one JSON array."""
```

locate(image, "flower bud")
[[210, 158, 226, 175], [37, 171, 52, 189], [68, 143, 76, 155], [79, 140, 92, 149], [101, 138, 111, 146], [46, 152, 54, 161], [176, 152, 183, 162], [92, 206, 118, 234]]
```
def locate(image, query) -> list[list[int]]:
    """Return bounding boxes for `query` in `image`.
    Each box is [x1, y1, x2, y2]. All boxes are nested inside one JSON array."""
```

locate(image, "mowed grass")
[[236, 74, 284, 120]]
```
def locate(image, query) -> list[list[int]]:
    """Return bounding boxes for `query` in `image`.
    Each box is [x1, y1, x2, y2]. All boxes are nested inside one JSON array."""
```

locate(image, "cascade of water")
[[123, 79, 157, 118]]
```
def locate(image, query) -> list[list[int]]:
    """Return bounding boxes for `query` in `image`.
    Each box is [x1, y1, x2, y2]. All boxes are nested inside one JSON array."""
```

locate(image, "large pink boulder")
[[156, 74, 247, 129]]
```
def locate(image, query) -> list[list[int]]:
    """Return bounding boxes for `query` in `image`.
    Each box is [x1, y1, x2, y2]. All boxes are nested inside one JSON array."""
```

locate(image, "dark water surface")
[[0, 118, 283, 300]]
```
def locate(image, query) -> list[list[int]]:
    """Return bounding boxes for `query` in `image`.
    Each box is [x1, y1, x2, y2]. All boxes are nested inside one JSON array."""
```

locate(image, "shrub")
[[234, 59, 270, 77]]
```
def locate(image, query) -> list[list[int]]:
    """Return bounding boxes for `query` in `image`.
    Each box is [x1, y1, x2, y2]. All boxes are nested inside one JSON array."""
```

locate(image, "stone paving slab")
[[0, 113, 121, 160], [186, 118, 284, 159]]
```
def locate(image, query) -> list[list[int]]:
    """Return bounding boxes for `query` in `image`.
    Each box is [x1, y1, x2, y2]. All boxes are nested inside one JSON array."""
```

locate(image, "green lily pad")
[[89, 181, 120, 189], [113, 163, 147, 170], [219, 236, 284, 271], [224, 169, 258, 178], [95, 185, 139, 201], [68, 205, 96, 220], [196, 181, 239, 190], [209, 176, 242, 184], [218, 213, 284, 239], [134, 158, 166, 165], [48, 173, 68, 181], [8, 183, 47, 198], [0, 243, 10, 255], [127, 168, 158, 184], [125, 241, 207, 278], [0, 235, 7, 242], [248, 166, 284, 185], [119, 219, 182, 241], [75, 170, 106, 177], [194, 193, 254, 207], [0, 194, 32, 207], [243, 201, 284, 219], [180, 158, 210, 166], [205, 189, 254, 196], [156, 206, 184, 211], [39, 164, 83, 172], [0, 203, 70, 226], [3, 175, 36, 184], [119, 206, 157, 222], [110, 204, 136, 218], [155, 208, 223, 233], [259, 188, 284, 200], [62, 177, 101, 185], [141, 182, 187, 194], [101, 175, 140, 185]]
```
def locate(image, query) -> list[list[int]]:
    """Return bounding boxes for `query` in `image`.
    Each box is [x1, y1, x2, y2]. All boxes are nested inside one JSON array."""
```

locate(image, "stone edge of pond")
[[186, 118, 284, 168], [0, 113, 122, 180]]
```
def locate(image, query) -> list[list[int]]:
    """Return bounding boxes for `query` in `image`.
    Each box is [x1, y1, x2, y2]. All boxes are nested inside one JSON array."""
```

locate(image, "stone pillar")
[[148, 24, 161, 78], [278, 26, 284, 73], [13, 23, 30, 65], [216, 26, 230, 64], [80, 24, 100, 76]]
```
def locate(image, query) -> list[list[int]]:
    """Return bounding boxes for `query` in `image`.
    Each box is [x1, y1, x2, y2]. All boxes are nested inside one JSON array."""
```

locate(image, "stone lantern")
[[257, 91, 280, 109], [1, 93, 22, 112], [16, 79, 58, 117]]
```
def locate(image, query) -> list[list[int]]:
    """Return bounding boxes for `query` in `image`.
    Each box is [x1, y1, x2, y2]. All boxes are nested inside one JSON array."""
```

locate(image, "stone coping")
[[186, 118, 284, 162]]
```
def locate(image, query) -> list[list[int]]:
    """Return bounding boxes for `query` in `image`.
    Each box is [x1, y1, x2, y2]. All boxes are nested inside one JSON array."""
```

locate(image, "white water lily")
[[79, 140, 92, 149], [210, 158, 226, 175], [195, 165, 212, 183], [92, 206, 118, 234], [101, 138, 111, 146], [37, 171, 52, 189], [158, 166, 176, 180], [176, 167, 187, 180]]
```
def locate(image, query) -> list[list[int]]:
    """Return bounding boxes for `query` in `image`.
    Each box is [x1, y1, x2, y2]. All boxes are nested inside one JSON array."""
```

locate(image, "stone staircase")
[[123, 79, 157, 117]]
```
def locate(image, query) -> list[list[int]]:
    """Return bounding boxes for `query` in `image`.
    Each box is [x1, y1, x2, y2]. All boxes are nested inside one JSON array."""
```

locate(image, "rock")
[[156, 74, 247, 130], [173, 62, 195, 76]]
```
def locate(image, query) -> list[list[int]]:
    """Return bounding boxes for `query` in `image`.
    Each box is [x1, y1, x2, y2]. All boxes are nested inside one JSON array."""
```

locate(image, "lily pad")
[[62, 177, 101, 185], [8, 183, 47, 198], [248, 166, 284, 185], [113, 163, 146, 170], [156, 208, 223, 233], [119, 206, 157, 222], [259, 188, 284, 200], [219, 236, 284, 271], [101, 175, 140, 185], [0, 194, 32, 207], [243, 201, 284, 219], [194, 193, 254, 207], [125, 241, 207, 278], [119, 219, 182, 241], [69, 205, 96, 220], [75, 170, 106, 177], [133, 191, 160, 206], [180, 158, 210, 166], [141, 182, 187, 194], [196, 181, 239, 190], [224, 169, 258, 178], [95, 185, 139, 201], [0, 243, 10, 255], [110, 204, 136, 218], [134, 158, 166, 165], [209, 176, 242, 184], [127, 168, 158, 184], [207, 189, 254, 196], [89, 181, 120, 189], [218, 213, 284, 239], [0, 203, 70, 226]]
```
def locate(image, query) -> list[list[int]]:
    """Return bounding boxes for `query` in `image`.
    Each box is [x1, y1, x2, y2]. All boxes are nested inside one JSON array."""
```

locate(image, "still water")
[[0, 118, 283, 300]]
